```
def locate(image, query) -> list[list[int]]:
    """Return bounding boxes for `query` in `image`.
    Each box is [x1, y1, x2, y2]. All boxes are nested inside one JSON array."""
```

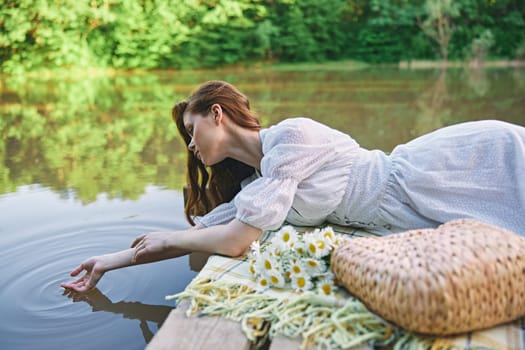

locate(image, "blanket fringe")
[[166, 278, 461, 350]]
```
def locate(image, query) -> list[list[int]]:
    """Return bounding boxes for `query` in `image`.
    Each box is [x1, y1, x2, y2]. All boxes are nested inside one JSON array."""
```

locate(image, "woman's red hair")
[[172, 81, 260, 225]]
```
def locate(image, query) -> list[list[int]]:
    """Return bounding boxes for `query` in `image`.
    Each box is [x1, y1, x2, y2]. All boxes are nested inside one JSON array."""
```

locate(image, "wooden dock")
[[146, 299, 372, 350]]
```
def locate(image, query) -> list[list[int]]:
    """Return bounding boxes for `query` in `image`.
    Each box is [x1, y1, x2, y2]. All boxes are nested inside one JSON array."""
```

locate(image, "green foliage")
[[1, 0, 524, 72], [469, 29, 495, 64], [418, 0, 460, 61]]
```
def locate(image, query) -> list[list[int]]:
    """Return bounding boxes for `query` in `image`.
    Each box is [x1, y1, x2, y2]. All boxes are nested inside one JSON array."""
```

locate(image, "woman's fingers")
[[62, 268, 93, 292], [132, 235, 149, 262], [61, 279, 84, 291], [70, 264, 84, 277], [130, 235, 146, 248], [69, 278, 91, 293], [133, 243, 144, 262]]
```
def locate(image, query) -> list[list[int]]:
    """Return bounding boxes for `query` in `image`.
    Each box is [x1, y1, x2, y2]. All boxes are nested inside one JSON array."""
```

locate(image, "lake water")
[[1, 65, 524, 349]]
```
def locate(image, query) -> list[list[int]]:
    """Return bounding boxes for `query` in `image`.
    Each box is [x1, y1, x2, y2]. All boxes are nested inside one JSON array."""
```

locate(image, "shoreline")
[[399, 59, 525, 69], [2, 59, 525, 79]]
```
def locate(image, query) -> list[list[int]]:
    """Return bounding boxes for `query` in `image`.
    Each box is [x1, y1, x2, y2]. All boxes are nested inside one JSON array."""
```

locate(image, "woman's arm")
[[61, 220, 261, 292], [132, 219, 261, 261], [60, 246, 190, 293]]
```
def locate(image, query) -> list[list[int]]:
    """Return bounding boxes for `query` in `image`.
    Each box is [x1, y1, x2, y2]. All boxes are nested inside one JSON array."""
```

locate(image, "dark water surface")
[[1, 66, 524, 349]]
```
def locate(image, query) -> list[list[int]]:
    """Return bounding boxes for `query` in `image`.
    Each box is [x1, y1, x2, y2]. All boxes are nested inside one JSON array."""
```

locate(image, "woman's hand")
[[60, 221, 258, 293], [131, 232, 175, 263], [60, 257, 106, 293], [61, 249, 138, 293]]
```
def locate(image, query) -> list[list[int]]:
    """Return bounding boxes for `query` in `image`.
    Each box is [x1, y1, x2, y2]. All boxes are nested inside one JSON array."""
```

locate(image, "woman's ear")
[[210, 103, 223, 124]]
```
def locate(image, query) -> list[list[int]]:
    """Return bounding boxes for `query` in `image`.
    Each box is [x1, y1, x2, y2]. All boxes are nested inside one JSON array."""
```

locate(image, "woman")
[[61, 80, 525, 292]]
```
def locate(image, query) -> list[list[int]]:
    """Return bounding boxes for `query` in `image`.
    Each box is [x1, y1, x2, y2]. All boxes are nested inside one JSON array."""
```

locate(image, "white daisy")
[[316, 238, 332, 257], [255, 275, 270, 291], [320, 226, 336, 243], [294, 240, 307, 256], [257, 251, 280, 274], [310, 229, 332, 257], [303, 234, 322, 258], [291, 273, 313, 292], [317, 276, 337, 296], [304, 257, 326, 276], [272, 225, 299, 250], [289, 258, 305, 276], [267, 270, 286, 288]]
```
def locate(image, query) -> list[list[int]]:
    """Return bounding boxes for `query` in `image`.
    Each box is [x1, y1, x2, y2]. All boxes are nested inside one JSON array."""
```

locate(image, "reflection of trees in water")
[[250, 70, 422, 151], [465, 66, 490, 97], [2, 68, 524, 200], [413, 69, 450, 137], [512, 68, 525, 92], [0, 73, 188, 202]]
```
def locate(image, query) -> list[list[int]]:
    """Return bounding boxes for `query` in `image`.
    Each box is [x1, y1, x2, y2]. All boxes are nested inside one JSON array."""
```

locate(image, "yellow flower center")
[[297, 277, 306, 288], [264, 260, 272, 270], [317, 241, 325, 249], [308, 243, 316, 253], [260, 279, 268, 286], [283, 232, 290, 242], [271, 275, 279, 284], [308, 260, 318, 267], [292, 265, 301, 273], [322, 284, 331, 295]]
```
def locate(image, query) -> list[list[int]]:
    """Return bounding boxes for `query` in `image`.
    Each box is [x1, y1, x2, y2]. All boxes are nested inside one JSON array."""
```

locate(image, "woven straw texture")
[[331, 218, 525, 335]]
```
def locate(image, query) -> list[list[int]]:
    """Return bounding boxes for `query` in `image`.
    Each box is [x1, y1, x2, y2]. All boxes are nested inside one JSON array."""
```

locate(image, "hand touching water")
[[61, 224, 237, 293], [60, 257, 106, 293], [61, 249, 137, 292], [61, 233, 186, 293]]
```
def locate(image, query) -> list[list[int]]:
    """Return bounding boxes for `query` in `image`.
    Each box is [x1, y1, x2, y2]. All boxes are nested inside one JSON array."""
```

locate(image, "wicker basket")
[[330, 219, 525, 335]]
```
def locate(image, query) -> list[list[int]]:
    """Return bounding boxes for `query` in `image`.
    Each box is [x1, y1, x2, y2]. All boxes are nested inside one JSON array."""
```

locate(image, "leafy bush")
[[1, 0, 524, 73]]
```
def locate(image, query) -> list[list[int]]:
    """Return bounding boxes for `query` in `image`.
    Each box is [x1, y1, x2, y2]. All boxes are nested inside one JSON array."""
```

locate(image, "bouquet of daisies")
[[247, 225, 348, 296]]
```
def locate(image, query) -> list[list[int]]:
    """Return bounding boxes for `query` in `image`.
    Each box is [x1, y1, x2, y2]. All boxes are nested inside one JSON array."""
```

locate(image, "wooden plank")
[[147, 300, 252, 350], [269, 335, 373, 350], [268, 335, 305, 350]]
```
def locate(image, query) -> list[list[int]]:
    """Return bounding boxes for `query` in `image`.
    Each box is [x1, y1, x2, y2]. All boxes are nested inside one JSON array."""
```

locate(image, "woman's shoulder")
[[262, 117, 338, 141], [272, 117, 324, 130], [261, 117, 319, 149]]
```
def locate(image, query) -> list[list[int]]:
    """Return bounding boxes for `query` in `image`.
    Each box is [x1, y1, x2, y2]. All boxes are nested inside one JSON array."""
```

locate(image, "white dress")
[[197, 118, 525, 236]]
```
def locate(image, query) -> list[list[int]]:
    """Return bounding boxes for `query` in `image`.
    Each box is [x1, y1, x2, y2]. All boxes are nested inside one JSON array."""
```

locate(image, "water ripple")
[[1, 195, 197, 350]]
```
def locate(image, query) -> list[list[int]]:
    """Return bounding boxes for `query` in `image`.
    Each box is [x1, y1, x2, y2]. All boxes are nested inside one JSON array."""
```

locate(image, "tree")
[[417, 0, 460, 63]]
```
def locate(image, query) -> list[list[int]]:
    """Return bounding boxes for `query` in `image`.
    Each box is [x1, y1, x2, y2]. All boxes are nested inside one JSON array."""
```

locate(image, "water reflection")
[[1, 67, 524, 201], [413, 69, 450, 136], [60, 249, 211, 344], [1, 66, 524, 349], [0, 186, 197, 350], [64, 288, 172, 343]]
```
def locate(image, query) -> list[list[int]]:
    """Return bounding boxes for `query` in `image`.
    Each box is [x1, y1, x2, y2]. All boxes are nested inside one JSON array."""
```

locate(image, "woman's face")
[[183, 108, 225, 166]]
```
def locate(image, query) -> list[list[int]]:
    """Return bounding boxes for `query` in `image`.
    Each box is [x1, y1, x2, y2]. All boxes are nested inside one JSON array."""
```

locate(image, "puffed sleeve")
[[195, 201, 237, 227], [235, 118, 340, 230]]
